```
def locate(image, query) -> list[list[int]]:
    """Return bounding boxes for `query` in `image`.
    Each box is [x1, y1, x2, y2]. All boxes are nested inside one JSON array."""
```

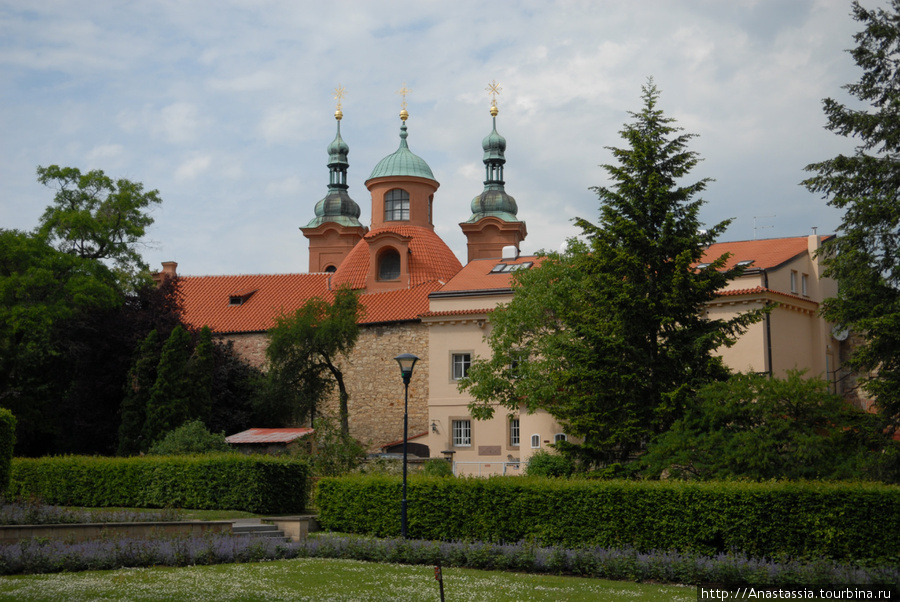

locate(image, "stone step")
[[231, 523, 290, 542]]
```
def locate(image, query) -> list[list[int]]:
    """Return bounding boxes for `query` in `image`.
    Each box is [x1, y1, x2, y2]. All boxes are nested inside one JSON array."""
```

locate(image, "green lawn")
[[0, 557, 694, 601]]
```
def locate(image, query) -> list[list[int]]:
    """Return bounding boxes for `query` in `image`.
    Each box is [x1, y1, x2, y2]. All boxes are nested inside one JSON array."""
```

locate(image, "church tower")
[[460, 83, 527, 261], [301, 89, 367, 273], [329, 86, 462, 294]]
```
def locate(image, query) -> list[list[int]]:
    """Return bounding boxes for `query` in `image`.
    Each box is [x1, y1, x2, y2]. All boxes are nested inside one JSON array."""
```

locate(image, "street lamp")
[[394, 353, 418, 539]]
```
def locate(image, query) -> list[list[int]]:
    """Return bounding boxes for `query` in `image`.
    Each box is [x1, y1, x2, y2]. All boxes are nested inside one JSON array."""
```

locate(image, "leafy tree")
[[207, 339, 263, 437], [524, 450, 575, 478], [292, 413, 365, 476], [147, 419, 230, 455], [802, 1, 900, 432], [641, 371, 900, 482], [462, 81, 757, 466], [264, 286, 361, 437], [35, 164, 161, 286]]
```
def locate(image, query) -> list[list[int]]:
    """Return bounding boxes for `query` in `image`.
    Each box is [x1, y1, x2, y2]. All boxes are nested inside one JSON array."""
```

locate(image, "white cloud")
[[174, 154, 212, 182]]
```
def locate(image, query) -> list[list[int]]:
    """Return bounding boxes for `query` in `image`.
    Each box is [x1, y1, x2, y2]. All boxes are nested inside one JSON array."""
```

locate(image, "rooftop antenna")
[[753, 215, 775, 240]]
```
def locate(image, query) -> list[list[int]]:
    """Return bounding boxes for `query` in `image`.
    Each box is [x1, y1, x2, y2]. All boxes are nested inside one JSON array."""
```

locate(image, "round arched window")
[[324, 265, 337, 273], [384, 189, 409, 221], [378, 248, 401, 280]]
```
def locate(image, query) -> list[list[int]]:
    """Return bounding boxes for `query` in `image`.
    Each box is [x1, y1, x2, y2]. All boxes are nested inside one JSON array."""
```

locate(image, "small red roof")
[[225, 428, 314, 444], [330, 225, 462, 290], [702, 235, 833, 270]]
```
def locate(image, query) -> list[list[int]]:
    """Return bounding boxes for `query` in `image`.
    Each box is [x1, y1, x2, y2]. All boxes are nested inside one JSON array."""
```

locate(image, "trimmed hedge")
[[9, 454, 309, 514], [317, 475, 900, 561], [0, 409, 14, 496]]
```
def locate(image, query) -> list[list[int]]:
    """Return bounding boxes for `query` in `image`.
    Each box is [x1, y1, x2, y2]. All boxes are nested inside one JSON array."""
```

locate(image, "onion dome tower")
[[330, 84, 462, 293], [301, 87, 368, 273], [460, 81, 527, 262]]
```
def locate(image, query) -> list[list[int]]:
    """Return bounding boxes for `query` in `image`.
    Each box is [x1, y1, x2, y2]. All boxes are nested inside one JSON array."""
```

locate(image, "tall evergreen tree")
[[803, 0, 900, 432], [143, 325, 193, 444], [462, 81, 757, 466], [118, 329, 160, 455], [187, 326, 215, 424]]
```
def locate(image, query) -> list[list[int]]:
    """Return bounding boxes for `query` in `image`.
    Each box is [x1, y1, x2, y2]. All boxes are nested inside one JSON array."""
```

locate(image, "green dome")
[[327, 123, 350, 167], [305, 190, 363, 228], [467, 188, 519, 223], [482, 120, 506, 162], [367, 122, 436, 182]]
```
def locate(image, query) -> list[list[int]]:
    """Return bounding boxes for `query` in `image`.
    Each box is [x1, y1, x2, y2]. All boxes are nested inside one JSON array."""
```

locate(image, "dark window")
[[385, 189, 410, 221], [379, 248, 401, 280]]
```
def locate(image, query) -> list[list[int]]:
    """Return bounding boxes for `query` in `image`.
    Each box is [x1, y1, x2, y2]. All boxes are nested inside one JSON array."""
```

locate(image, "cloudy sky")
[[0, 0, 876, 276]]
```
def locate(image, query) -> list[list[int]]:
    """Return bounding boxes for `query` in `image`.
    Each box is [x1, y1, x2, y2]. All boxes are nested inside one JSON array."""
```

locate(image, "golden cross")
[[485, 80, 502, 108], [333, 85, 346, 111], [396, 82, 411, 110]]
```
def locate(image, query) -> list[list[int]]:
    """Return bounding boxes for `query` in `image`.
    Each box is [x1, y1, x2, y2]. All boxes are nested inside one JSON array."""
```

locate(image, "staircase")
[[231, 521, 291, 542]]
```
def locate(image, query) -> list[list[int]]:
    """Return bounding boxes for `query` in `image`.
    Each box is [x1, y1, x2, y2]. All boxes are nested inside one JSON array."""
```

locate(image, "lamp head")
[[394, 353, 419, 383]]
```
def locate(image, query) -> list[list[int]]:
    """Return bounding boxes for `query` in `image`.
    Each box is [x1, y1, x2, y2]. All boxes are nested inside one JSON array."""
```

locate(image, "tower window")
[[378, 248, 401, 280], [384, 189, 410, 221]]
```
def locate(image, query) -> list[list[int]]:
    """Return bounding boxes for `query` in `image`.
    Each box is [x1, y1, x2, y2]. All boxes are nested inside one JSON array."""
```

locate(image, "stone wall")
[[219, 321, 430, 455]]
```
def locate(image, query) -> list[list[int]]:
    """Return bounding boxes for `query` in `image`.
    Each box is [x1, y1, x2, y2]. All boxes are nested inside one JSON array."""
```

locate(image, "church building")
[[164, 88, 846, 467]]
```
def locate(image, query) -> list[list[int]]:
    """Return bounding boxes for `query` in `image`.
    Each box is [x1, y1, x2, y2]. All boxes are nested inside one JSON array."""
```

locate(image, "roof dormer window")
[[228, 288, 257, 306], [384, 188, 409, 222], [378, 248, 401, 281]]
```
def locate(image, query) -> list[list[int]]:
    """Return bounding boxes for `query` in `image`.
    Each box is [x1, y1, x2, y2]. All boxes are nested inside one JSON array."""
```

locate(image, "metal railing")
[[452, 461, 522, 477]]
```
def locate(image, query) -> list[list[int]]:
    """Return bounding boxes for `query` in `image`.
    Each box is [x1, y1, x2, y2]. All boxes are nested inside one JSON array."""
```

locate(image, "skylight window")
[[490, 262, 533, 274], [736, 260, 755, 267], [696, 263, 711, 269]]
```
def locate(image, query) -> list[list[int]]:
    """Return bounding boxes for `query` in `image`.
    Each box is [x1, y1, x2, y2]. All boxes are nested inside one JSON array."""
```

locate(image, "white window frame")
[[451, 353, 471, 380], [790, 270, 798, 293], [384, 188, 410, 221], [554, 433, 567, 443], [801, 273, 809, 296], [452, 419, 472, 447], [530, 434, 541, 449], [509, 418, 520, 448]]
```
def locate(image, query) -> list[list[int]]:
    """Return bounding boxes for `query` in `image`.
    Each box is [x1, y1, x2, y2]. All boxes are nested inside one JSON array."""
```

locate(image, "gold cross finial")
[[333, 84, 346, 120], [486, 80, 502, 117], [396, 82, 411, 110]]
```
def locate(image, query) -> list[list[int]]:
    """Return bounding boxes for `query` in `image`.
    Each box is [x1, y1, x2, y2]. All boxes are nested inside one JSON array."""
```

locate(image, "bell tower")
[[301, 86, 367, 273], [460, 81, 527, 262]]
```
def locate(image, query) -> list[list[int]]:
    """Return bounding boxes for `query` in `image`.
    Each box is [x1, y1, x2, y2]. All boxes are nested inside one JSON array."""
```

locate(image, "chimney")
[[152, 261, 178, 285]]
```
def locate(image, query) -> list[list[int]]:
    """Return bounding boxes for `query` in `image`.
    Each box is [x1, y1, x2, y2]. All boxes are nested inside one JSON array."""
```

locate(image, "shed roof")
[[225, 428, 314, 444]]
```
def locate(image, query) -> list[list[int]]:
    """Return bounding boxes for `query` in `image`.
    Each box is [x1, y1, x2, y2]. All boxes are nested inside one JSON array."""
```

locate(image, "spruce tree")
[[118, 329, 160, 455], [463, 81, 757, 466], [803, 0, 900, 432], [143, 325, 192, 445]]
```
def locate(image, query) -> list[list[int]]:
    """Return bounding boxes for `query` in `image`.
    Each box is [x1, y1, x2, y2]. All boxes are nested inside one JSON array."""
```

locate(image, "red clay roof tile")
[[436, 256, 543, 293], [702, 235, 833, 270], [225, 428, 314, 443], [330, 225, 462, 289]]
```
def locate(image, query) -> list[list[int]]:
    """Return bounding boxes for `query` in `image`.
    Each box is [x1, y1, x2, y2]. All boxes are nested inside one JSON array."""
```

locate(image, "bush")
[[423, 459, 453, 477], [9, 454, 308, 514], [0, 409, 14, 496], [524, 450, 575, 478], [147, 420, 230, 455], [316, 476, 900, 561]]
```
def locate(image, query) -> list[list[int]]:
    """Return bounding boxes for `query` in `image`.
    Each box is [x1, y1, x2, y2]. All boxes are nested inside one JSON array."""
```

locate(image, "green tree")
[[802, 1, 900, 432], [187, 326, 215, 424], [264, 286, 361, 437], [461, 81, 757, 466], [143, 325, 193, 445], [147, 419, 230, 455], [118, 329, 160, 455], [641, 371, 899, 482], [0, 408, 16, 496], [35, 164, 161, 287]]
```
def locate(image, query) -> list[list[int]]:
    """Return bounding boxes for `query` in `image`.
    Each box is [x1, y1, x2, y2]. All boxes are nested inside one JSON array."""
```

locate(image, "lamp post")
[[394, 353, 418, 539]]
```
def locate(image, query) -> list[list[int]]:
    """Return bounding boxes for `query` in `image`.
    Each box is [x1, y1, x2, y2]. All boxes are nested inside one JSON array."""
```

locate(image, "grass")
[[0, 557, 694, 601]]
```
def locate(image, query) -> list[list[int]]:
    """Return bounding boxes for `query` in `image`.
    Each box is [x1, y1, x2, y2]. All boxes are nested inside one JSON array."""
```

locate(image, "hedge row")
[[9, 454, 309, 514], [0, 410, 15, 496], [316, 475, 900, 561]]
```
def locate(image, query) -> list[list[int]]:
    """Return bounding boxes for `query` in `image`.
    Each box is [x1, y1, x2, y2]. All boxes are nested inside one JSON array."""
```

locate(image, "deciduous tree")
[[462, 81, 757, 466], [802, 1, 900, 431], [264, 286, 361, 438]]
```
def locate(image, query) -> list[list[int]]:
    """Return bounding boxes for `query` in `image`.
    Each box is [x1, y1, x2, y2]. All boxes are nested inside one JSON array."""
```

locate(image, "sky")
[[0, 0, 879, 276]]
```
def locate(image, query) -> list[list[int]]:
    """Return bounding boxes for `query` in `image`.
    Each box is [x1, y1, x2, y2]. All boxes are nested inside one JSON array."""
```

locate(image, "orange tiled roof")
[[179, 273, 331, 334], [179, 273, 444, 333], [702, 235, 833, 270], [359, 281, 444, 324], [330, 225, 463, 289], [715, 286, 818, 305], [437, 256, 543, 293], [419, 308, 495, 319]]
